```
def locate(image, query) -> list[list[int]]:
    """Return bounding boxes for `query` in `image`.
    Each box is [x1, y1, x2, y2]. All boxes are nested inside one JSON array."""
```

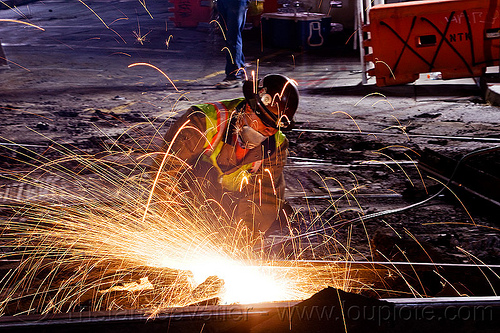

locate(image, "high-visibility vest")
[[192, 98, 286, 192]]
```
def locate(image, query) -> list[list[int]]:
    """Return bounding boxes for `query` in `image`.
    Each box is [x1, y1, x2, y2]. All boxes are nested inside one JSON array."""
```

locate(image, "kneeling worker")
[[153, 74, 299, 237]]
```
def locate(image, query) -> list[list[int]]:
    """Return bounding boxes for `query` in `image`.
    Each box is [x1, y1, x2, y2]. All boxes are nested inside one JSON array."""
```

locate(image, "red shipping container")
[[364, 0, 500, 86], [169, 0, 212, 28]]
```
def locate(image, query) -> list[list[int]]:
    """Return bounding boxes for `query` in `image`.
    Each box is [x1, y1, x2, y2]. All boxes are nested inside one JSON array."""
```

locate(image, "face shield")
[[238, 116, 268, 149]]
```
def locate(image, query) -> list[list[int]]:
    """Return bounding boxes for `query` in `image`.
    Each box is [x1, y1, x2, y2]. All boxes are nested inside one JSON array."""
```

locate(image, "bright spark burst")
[[0, 122, 350, 316], [0, 91, 486, 317], [0, 0, 496, 320]]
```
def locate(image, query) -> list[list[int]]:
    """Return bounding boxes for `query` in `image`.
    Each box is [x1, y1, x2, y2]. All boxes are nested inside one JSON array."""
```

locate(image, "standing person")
[[152, 74, 299, 238], [216, 0, 249, 89]]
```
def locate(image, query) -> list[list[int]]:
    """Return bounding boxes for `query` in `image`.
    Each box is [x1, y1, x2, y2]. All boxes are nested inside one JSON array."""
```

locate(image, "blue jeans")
[[217, 0, 248, 80]]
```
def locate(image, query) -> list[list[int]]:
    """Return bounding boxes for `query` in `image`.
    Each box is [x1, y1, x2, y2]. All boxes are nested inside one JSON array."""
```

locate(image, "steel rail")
[[285, 260, 500, 270], [0, 260, 499, 332], [418, 163, 500, 207], [285, 193, 402, 199], [292, 128, 500, 143], [287, 156, 417, 166], [0, 292, 499, 333], [0, 142, 48, 148]]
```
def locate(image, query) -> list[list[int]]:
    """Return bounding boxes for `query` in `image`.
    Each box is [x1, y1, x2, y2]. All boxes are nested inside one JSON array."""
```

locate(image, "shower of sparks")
[[384, 115, 411, 141], [371, 98, 395, 110], [345, 28, 359, 46], [0, 1, 20, 15], [0, 0, 497, 320], [354, 92, 389, 107], [0, 122, 354, 316], [77, 0, 110, 29], [374, 58, 396, 80], [0, 19, 45, 31], [331, 111, 362, 133], [165, 35, 173, 49], [236, 67, 248, 80], [110, 17, 129, 25], [0, 57, 31, 71], [221, 47, 234, 64], [138, 0, 153, 19], [76, 0, 126, 43], [210, 20, 227, 41], [110, 7, 130, 25], [128, 62, 180, 91], [0, 89, 494, 317], [133, 28, 151, 45], [111, 52, 132, 57]]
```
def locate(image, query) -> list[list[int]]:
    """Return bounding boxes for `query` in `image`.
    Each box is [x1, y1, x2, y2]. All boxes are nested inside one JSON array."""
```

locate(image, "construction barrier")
[[0, 40, 8, 68], [363, 0, 500, 86], [168, 0, 212, 28]]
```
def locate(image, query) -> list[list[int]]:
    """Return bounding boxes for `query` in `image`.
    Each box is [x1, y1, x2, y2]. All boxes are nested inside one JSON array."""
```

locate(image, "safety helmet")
[[242, 74, 299, 131]]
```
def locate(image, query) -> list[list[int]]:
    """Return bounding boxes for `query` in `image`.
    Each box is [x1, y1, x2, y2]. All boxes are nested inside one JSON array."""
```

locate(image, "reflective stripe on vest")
[[204, 101, 228, 156], [198, 100, 285, 192]]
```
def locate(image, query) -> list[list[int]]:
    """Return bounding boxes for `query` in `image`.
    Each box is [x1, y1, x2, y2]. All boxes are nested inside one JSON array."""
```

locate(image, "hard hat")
[[243, 74, 299, 131]]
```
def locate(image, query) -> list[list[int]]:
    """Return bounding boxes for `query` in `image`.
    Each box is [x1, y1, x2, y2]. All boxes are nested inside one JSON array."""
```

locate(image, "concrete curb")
[[485, 84, 500, 106], [481, 74, 500, 106]]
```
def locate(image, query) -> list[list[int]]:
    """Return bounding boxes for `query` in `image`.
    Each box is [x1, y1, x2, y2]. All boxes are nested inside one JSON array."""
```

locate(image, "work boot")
[[215, 76, 244, 89]]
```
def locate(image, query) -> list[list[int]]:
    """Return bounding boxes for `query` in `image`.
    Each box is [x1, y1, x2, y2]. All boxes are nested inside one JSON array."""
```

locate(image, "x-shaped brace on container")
[[421, 11, 475, 75], [379, 10, 476, 77], [379, 19, 432, 74]]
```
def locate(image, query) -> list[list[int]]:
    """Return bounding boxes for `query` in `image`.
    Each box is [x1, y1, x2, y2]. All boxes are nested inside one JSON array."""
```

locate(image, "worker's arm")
[[149, 108, 210, 206], [235, 139, 289, 235], [152, 108, 208, 173]]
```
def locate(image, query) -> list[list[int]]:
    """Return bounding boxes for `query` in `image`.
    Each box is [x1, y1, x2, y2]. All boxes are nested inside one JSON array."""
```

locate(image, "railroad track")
[[1, 297, 498, 333], [1, 260, 499, 333], [0, 156, 411, 205], [1, 132, 499, 332]]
